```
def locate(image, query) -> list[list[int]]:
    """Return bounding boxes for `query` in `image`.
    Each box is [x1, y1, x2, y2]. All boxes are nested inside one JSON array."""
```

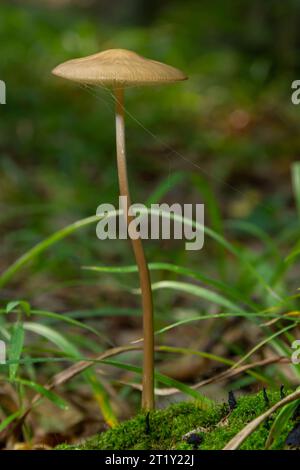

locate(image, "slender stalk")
[[114, 87, 154, 410]]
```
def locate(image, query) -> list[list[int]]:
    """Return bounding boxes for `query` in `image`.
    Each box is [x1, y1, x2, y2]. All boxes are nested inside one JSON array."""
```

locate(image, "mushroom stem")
[[114, 87, 155, 410]]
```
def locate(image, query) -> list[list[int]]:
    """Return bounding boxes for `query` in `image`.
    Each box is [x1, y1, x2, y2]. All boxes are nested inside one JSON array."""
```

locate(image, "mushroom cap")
[[52, 49, 187, 87]]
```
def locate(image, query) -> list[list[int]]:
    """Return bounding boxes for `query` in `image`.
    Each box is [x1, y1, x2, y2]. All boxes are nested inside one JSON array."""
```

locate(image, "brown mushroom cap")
[[52, 48, 187, 87]]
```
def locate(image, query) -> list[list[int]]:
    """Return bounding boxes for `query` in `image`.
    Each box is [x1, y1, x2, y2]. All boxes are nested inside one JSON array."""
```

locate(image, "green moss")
[[58, 390, 295, 450]]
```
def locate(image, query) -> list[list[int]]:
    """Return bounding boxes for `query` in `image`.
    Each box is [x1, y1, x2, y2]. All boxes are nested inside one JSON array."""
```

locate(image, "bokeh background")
[[1, 0, 300, 448]]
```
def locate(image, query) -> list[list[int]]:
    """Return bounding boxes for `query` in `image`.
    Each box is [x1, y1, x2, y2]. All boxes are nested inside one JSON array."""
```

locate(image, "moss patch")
[[58, 390, 296, 450]]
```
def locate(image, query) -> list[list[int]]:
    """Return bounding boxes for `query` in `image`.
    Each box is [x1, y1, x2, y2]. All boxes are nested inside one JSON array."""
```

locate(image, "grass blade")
[[149, 280, 243, 312], [84, 262, 257, 310], [22, 323, 117, 427], [191, 173, 226, 278], [231, 323, 295, 370], [9, 323, 24, 381], [23, 323, 78, 357], [224, 388, 300, 450], [0, 410, 22, 433], [0, 208, 281, 303], [154, 312, 288, 336], [2, 308, 102, 339], [0, 214, 103, 288], [87, 372, 118, 428], [102, 359, 212, 407], [265, 399, 300, 448], [15, 378, 68, 410]]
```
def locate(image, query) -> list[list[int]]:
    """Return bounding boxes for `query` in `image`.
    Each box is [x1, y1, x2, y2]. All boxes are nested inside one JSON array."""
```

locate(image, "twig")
[[120, 356, 288, 396]]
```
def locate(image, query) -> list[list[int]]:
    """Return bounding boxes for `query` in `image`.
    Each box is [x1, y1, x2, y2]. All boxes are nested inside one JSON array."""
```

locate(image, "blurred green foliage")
[[1, 1, 300, 441], [0, 0, 299, 302]]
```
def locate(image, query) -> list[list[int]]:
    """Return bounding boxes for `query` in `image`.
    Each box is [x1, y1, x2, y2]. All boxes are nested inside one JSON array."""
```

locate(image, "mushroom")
[[52, 49, 187, 410]]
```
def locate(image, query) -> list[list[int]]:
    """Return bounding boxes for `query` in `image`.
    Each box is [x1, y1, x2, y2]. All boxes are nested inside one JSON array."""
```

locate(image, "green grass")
[[1, 0, 300, 447], [57, 390, 298, 450], [1, 167, 300, 443]]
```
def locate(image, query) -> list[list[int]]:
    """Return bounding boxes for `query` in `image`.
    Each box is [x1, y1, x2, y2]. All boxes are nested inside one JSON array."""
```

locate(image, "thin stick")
[[114, 87, 154, 410], [119, 356, 289, 396]]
